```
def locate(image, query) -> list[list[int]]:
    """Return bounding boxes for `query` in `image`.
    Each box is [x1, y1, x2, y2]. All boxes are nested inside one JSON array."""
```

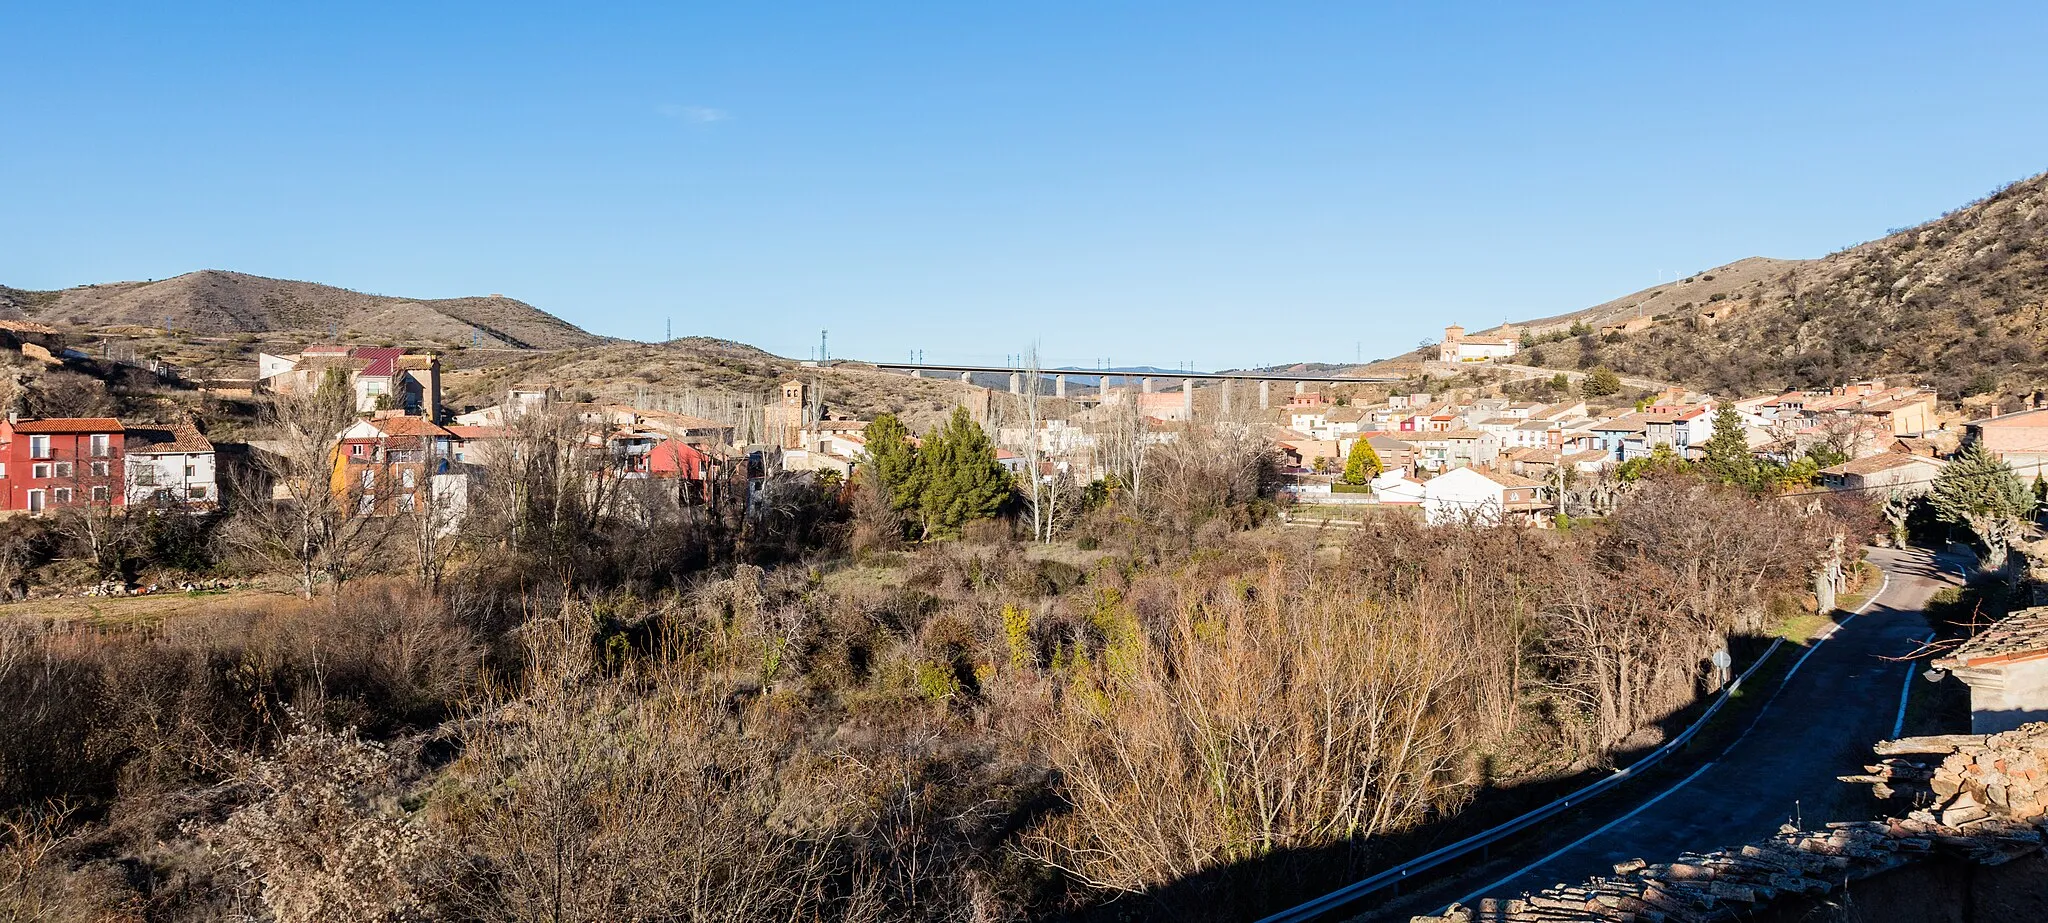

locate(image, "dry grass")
[[0, 586, 298, 626]]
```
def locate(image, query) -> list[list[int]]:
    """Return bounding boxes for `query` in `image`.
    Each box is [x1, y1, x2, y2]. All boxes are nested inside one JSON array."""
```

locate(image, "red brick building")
[[0, 418, 126, 513]]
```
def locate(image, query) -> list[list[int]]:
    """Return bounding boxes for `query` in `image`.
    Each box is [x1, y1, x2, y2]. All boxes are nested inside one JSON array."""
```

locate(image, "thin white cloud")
[[657, 104, 729, 123]]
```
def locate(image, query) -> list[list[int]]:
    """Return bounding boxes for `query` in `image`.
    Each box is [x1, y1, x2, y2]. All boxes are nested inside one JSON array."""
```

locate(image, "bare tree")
[[223, 382, 395, 597]]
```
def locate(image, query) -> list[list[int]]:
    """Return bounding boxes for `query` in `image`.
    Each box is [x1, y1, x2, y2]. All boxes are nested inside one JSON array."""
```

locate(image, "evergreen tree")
[[1341, 438, 1383, 485], [914, 407, 1013, 538], [2034, 473, 2046, 511], [1700, 406, 1757, 488], [860, 413, 921, 515], [1582, 367, 1622, 397], [1928, 443, 2033, 570]]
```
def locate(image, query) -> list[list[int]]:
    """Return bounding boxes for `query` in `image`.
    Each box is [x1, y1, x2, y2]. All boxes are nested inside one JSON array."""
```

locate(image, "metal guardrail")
[[1255, 635, 1790, 923]]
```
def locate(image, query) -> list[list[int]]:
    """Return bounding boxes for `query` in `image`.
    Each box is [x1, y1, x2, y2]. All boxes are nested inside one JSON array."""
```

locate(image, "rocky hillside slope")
[[0, 270, 609, 350], [1509, 172, 2048, 402]]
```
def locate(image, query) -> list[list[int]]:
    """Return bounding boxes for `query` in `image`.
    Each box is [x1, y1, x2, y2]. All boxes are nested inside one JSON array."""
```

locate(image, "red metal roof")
[[351, 347, 407, 377]]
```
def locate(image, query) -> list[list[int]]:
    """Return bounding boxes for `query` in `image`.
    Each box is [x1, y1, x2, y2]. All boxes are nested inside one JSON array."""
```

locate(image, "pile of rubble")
[[1850, 723, 2048, 825], [1415, 724, 2048, 923]]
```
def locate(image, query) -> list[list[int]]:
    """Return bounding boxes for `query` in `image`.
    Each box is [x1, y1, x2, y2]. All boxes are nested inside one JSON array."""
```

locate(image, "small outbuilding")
[[1935, 606, 2048, 735]]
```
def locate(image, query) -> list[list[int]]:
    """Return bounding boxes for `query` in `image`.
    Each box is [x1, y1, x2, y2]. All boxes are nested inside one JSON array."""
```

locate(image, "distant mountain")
[[1374, 171, 2048, 403], [0, 270, 610, 350]]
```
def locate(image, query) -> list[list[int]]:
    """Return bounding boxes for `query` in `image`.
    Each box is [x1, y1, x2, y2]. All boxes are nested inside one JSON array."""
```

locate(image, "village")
[[3, 321, 2045, 548]]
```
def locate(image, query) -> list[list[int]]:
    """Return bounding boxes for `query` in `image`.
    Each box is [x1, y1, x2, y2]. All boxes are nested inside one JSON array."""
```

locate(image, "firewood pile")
[[1412, 724, 2048, 923]]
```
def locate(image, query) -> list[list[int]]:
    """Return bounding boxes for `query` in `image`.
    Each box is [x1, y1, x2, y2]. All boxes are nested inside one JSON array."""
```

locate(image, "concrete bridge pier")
[[1141, 377, 1155, 394], [959, 371, 973, 385], [1054, 374, 1066, 398], [910, 369, 923, 379], [1009, 372, 1022, 395], [1294, 381, 1306, 395], [1219, 380, 1232, 416], [1259, 380, 1271, 409], [1182, 379, 1194, 418]]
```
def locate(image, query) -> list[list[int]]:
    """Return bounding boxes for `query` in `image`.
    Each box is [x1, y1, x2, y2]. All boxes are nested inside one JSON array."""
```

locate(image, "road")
[[1425, 360, 1676, 392], [1456, 545, 1959, 903]]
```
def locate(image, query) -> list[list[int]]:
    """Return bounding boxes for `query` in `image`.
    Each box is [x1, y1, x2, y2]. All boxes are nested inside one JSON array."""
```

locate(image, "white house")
[[1436, 324, 1520, 363], [1369, 469, 1426, 505], [1422, 467, 1551, 526], [123, 421, 218, 509]]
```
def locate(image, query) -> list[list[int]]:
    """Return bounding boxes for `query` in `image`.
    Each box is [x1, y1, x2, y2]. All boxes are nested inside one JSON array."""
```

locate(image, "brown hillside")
[[0, 270, 609, 350], [445, 337, 987, 432], [1510, 172, 2048, 401]]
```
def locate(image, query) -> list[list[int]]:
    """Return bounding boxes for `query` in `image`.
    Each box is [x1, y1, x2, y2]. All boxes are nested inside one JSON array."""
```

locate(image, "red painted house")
[[0, 417, 126, 513]]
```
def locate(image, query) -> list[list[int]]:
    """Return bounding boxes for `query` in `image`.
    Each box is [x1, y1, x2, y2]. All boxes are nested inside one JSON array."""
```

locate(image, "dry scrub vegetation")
[[0, 434, 1863, 921]]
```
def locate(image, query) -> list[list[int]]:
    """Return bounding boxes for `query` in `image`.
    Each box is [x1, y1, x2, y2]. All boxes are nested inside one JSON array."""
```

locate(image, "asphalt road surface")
[[1459, 545, 1961, 903]]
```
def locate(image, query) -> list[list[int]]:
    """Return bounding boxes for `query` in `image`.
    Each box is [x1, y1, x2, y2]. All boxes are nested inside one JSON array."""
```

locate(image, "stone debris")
[[1849, 722, 2048, 824], [1415, 724, 2048, 923]]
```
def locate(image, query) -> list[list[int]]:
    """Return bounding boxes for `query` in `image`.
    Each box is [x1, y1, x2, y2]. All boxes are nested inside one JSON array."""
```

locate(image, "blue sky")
[[5, 3, 2046, 370]]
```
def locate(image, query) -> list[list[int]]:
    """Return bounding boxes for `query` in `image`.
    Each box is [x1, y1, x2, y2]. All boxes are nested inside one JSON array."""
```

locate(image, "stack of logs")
[[1412, 723, 2048, 923]]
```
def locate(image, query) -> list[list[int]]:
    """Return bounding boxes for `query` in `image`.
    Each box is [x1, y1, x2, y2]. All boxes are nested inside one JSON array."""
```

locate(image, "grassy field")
[[0, 586, 296, 627]]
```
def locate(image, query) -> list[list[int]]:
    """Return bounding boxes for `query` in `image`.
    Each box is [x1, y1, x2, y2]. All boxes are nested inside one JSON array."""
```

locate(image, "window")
[[25, 490, 43, 513], [397, 493, 415, 513], [90, 485, 109, 502], [361, 470, 375, 489], [53, 488, 72, 503], [185, 463, 196, 477], [53, 462, 72, 478], [89, 434, 110, 457], [28, 435, 48, 459], [358, 495, 375, 515], [90, 461, 110, 478], [31, 463, 49, 479], [401, 469, 416, 489], [350, 443, 366, 456], [189, 485, 208, 500]]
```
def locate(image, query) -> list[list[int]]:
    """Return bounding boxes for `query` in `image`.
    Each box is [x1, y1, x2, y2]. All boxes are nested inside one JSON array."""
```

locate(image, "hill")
[[0, 270, 610, 350], [443, 337, 988, 433], [1482, 172, 2048, 403]]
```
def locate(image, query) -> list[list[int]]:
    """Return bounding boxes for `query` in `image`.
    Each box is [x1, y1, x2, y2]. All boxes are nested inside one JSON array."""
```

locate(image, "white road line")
[[1445, 560, 1904, 911], [1452, 762, 1718, 907], [1894, 630, 1938, 738]]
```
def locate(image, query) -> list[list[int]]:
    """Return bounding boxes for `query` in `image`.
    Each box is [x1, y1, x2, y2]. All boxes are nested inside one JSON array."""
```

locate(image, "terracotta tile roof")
[[1818, 452, 1940, 478], [124, 421, 213, 454], [1937, 606, 2048, 668], [13, 417, 124, 434], [371, 416, 454, 438], [446, 425, 507, 440], [1478, 469, 1546, 489], [1972, 407, 2048, 428]]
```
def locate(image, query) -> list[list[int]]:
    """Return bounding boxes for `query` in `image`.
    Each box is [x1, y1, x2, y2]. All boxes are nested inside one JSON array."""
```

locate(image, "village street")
[[1451, 545, 1964, 905]]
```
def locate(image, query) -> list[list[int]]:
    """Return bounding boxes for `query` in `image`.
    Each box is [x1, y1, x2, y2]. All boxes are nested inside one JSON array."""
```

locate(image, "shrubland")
[[0, 399, 1874, 922]]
